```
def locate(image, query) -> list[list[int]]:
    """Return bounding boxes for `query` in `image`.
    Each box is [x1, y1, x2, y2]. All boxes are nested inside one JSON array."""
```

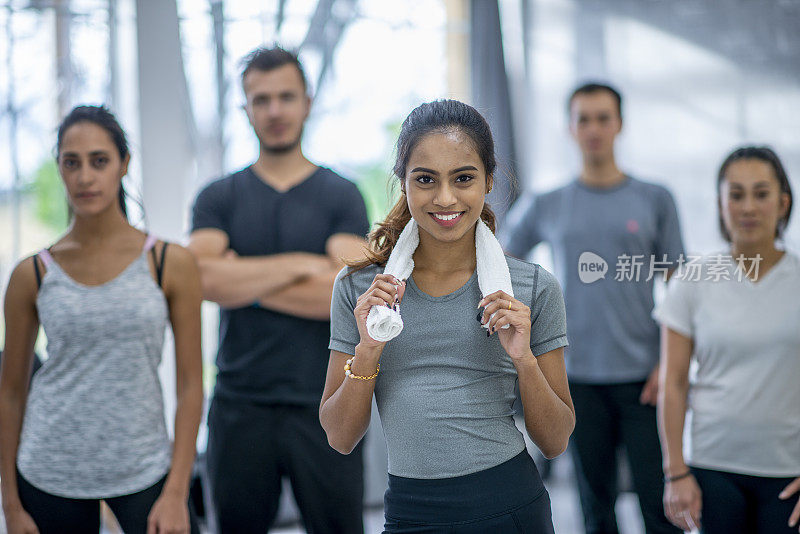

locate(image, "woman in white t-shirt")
[[653, 146, 799, 533]]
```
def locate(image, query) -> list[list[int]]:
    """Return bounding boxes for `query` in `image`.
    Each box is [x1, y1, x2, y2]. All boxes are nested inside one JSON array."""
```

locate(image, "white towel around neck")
[[365, 218, 513, 342]]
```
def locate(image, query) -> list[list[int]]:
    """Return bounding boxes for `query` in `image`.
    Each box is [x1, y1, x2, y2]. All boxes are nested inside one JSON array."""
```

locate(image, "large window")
[[521, 0, 799, 257], [0, 0, 447, 349]]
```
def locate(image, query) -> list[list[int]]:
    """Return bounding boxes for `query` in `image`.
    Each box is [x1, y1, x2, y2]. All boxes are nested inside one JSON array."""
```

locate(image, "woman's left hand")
[[147, 491, 190, 534], [779, 476, 800, 532], [479, 290, 532, 361]]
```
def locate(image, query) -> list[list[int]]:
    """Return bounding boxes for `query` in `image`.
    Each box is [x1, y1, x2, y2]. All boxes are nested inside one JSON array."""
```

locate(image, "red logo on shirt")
[[626, 219, 639, 233]]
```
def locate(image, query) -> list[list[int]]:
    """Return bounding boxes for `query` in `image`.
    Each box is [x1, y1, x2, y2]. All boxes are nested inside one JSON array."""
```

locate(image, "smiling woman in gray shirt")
[[320, 100, 574, 533]]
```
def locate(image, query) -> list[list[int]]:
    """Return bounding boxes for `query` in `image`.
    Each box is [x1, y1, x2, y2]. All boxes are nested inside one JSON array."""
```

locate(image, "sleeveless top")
[[17, 235, 172, 498]]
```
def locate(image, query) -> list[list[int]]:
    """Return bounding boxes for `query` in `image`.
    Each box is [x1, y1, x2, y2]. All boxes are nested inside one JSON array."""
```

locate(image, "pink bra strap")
[[38, 248, 54, 267], [143, 234, 158, 252]]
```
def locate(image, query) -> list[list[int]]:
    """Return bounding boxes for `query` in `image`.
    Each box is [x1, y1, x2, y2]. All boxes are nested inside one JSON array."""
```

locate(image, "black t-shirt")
[[191, 165, 370, 405]]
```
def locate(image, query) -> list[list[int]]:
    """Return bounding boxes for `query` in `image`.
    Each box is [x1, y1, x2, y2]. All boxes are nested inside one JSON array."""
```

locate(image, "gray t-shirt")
[[653, 252, 800, 477], [502, 176, 684, 383], [329, 256, 568, 479]]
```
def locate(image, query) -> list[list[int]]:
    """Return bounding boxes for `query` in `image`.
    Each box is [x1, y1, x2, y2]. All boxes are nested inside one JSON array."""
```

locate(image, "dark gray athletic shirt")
[[502, 176, 684, 383], [329, 257, 568, 479], [192, 166, 370, 405]]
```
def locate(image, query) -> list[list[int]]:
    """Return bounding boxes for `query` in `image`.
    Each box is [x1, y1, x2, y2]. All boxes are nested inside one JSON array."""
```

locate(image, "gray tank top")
[[17, 235, 172, 498]]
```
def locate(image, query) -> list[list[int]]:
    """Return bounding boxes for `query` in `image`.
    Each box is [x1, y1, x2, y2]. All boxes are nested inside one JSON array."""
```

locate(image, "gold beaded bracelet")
[[344, 357, 380, 380]]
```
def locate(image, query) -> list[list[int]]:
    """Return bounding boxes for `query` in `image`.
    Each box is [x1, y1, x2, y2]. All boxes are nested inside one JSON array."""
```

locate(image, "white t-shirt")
[[653, 251, 800, 477]]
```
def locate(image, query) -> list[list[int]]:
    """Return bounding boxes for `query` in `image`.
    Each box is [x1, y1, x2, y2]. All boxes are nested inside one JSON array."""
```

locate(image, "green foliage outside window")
[[33, 159, 68, 233], [354, 120, 402, 228]]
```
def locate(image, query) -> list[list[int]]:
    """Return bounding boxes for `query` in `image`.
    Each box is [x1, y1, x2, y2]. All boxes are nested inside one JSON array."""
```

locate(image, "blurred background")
[[1, 0, 799, 532]]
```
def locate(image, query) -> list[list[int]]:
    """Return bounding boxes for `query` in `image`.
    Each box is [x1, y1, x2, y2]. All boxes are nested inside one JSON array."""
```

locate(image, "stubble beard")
[[259, 126, 304, 155]]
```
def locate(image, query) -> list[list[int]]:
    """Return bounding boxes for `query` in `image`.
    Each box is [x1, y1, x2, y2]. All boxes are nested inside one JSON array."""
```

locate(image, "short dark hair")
[[716, 145, 793, 242], [240, 46, 308, 94], [57, 105, 130, 220], [567, 82, 623, 120]]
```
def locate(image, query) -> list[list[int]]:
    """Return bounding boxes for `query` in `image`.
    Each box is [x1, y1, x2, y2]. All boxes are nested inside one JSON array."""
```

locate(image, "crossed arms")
[[188, 228, 367, 320]]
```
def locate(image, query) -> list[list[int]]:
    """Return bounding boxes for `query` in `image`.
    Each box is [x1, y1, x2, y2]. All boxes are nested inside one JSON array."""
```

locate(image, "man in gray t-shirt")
[[502, 83, 683, 534]]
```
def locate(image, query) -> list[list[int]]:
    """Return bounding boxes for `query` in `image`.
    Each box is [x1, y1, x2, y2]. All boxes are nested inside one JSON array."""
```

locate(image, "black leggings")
[[383, 449, 554, 533], [691, 467, 797, 534], [17, 472, 199, 534]]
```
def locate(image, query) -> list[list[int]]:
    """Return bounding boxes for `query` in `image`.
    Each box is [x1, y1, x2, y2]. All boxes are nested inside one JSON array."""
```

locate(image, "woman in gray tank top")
[[321, 100, 576, 533], [0, 106, 203, 534]]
